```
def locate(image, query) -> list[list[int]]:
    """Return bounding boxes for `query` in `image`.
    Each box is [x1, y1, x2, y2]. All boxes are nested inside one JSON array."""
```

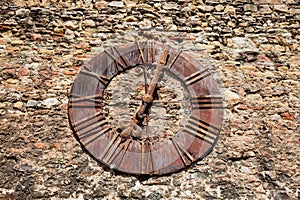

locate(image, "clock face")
[[68, 41, 223, 175]]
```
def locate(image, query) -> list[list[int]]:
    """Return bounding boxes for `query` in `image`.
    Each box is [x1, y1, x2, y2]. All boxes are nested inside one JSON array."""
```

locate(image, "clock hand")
[[143, 65, 148, 93], [143, 48, 169, 103], [135, 48, 170, 121], [143, 66, 149, 137], [119, 126, 132, 138], [119, 119, 142, 139]]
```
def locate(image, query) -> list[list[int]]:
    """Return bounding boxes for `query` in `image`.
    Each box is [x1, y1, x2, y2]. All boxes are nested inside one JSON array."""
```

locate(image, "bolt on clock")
[[68, 41, 223, 175]]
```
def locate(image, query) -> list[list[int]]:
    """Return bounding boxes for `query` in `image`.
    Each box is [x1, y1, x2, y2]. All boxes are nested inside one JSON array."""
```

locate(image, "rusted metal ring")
[[68, 41, 223, 175]]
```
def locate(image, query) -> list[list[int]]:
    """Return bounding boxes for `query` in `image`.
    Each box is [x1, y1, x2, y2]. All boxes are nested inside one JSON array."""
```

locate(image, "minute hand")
[[142, 48, 169, 103], [135, 48, 169, 120]]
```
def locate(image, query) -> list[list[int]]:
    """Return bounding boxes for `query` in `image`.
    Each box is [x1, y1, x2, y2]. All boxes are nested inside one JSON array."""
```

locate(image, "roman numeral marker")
[[69, 94, 103, 108], [184, 116, 220, 145], [106, 139, 131, 169], [184, 68, 210, 86], [148, 141, 157, 174], [141, 141, 145, 174], [171, 138, 194, 166], [136, 41, 145, 63], [141, 141, 156, 174], [73, 113, 112, 145], [191, 95, 223, 109], [104, 47, 130, 71], [81, 127, 112, 146], [70, 94, 103, 102], [166, 49, 182, 69], [99, 133, 130, 166], [80, 66, 110, 86], [146, 41, 155, 63]]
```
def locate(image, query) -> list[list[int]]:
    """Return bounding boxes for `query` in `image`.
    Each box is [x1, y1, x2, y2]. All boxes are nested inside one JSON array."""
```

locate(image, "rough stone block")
[[274, 4, 290, 13], [244, 4, 258, 12], [259, 5, 272, 14]]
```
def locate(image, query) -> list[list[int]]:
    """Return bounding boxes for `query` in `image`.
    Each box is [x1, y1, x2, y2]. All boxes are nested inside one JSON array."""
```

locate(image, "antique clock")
[[68, 41, 223, 175]]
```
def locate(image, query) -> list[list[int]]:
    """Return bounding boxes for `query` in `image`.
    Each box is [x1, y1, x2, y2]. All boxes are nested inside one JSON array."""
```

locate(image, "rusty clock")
[[68, 41, 223, 175]]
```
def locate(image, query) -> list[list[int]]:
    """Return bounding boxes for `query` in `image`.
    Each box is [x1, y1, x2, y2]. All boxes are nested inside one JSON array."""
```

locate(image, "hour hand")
[[119, 119, 142, 139], [134, 103, 148, 125]]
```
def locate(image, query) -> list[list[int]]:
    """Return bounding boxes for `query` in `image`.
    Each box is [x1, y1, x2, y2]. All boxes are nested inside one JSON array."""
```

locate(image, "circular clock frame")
[[68, 41, 223, 175]]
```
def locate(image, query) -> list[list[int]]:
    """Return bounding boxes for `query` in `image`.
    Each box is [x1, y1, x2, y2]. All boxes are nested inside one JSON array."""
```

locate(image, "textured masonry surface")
[[0, 0, 299, 199]]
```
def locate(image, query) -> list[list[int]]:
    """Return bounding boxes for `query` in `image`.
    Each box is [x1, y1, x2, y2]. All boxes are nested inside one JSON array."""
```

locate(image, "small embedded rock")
[[6, 79, 19, 84], [95, 1, 108, 10], [0, 103, 6, 108], [43, 98, 59, 107], [280, 112, 294, 120], [243, 151, 256, 157], [259, 5, 272, 14], [162, 3, 178, 10], [83, 20, 96, 28], [16, 9, 30, 17], [26, 100, 38, 107], [240, 166, 252, 174], [108, 1, 124, 7], [244, 4, 257, 12], [215, 5, 224, 11], [11, 40, 24, 45], [198, 5, 214, 12], [232, 37, 257, 50], [17, 68, 30, 76], [124, 16, 138, 22], [224, 90, 240, 101], [274, 5, 289, 13], [13, 102, 24, 110], [224, 6, 235, 14], [245, 94, 263, 102], [139, 19, 152, 30], [64, 21, 78, 30]]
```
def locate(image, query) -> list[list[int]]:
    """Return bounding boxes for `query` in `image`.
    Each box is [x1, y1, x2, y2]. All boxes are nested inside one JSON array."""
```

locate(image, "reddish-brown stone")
[[17, 68, 30, 76], [34, 143, 49, 149], [280, 112, 294, 120], [63, 70, 77, 76]]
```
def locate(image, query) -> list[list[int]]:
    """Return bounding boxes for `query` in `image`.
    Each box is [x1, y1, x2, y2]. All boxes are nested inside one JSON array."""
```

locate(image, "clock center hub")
[[142, 94, 153, 103]]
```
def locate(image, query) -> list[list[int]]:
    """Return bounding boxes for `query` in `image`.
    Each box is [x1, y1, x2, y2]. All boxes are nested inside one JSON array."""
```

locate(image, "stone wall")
[[0, 0, 299, 199]]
